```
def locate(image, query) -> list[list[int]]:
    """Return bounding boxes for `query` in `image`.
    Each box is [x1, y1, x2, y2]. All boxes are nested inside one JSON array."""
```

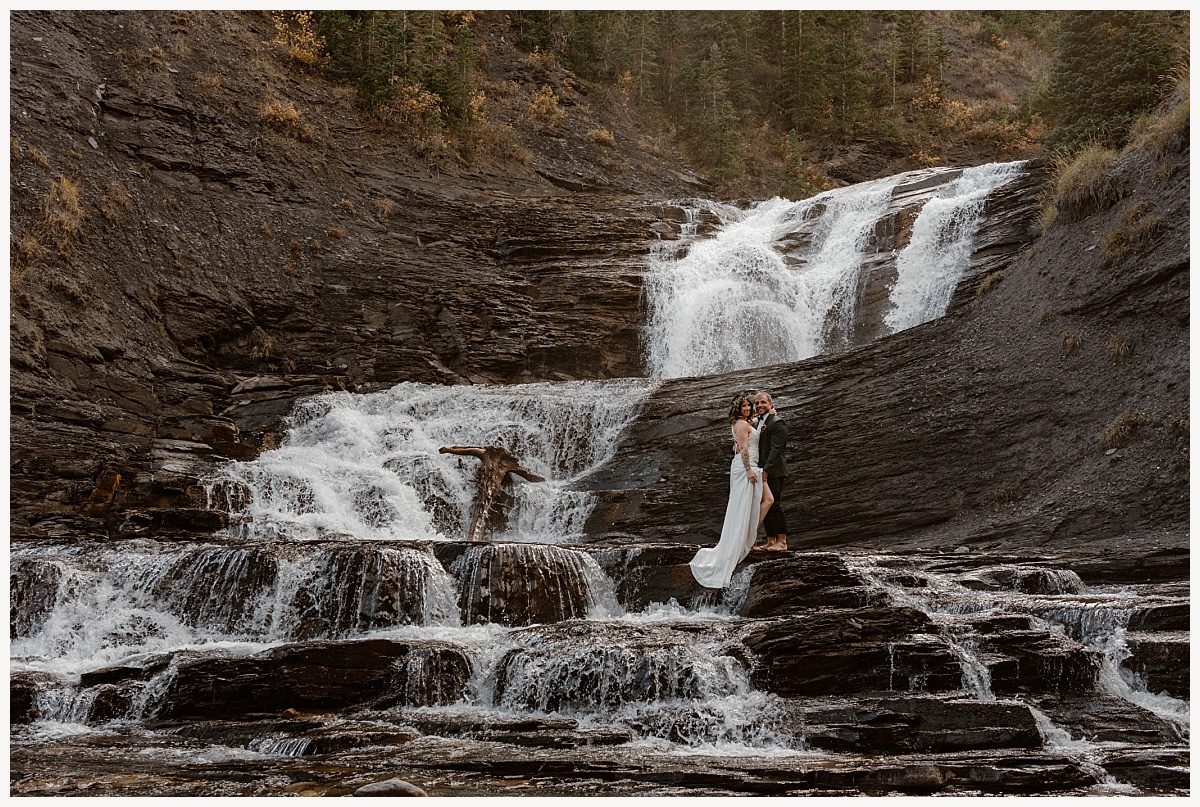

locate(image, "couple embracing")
[[690, 390, 789, 589]]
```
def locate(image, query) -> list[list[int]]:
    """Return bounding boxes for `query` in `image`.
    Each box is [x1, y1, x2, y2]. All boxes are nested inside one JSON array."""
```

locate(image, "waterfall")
[[9, 542, 460, 674], [207, 379, 654, 543], [884, 160, 1025, 332], [644, 175, 909, 378]]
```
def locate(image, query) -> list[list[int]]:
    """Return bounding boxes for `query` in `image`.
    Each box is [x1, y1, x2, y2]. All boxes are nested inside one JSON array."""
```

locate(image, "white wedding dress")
[[689, 422, 763, 588]]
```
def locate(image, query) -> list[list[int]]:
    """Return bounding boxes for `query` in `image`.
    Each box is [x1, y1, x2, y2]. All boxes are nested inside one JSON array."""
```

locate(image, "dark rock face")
[[789, 695, 1042, 753], [743, 608, 962, 696], [10, 558, 63, 639], [736, 553, 881, 617], [1125, 632, 1189, 698], [454, 544, 601, 627], [10, 673, 42, 724], [154, 640, 472, 719], [8, 10, 695, 533]]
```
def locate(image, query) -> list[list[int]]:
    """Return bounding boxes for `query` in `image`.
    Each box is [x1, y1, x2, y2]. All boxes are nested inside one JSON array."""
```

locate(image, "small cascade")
[[248, 737, 312, 757], [847, 554, 1190, 740], [9, 542, 459, 673], [645, 175, 910, 377], [884, 160, 1025, 332], [478, 621, 793, 750], [453, 544, 621, 627], [207, 379, 653, 543]]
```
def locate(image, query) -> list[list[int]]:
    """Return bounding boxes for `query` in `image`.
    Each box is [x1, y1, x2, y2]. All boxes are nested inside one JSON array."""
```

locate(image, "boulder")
[[353, 778, 428, 797]]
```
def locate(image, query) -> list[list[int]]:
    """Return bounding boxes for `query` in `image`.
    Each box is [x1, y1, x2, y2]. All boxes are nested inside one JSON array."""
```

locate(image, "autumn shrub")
[[102, 182, 133, 221], [1107, 338, 1133, 363], [371, 197, 397, 217], [1061, 330, 1081, 355], [261, 99, 315, 140], [1043, 144, 1121, 226], [1100, 411, 1152, 449], [45, 176, 83, 236], [975, 271, 1004, 298], [587, 127, 615, 147], [1100, 202, 1164, 268], [27, 145, 51, 171], [271, 11, 324, 67], [528, 85, 566, 131]]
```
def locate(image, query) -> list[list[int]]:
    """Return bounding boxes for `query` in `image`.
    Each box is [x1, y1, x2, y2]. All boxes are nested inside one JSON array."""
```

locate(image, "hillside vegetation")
[[266, 10, 1184, 195]]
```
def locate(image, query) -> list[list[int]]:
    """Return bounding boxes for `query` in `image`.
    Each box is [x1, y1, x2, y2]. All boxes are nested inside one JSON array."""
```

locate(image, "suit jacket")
[[758, 413, 789, 479]]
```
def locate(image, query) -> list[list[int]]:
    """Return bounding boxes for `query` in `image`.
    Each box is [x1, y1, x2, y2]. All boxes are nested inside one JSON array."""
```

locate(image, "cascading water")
[[9, 541, 460, 675], [884, 160, 1025, 332], [846, 553, 1190, 790], [645, 175, 909, 378], [208, 379, 654, 543]]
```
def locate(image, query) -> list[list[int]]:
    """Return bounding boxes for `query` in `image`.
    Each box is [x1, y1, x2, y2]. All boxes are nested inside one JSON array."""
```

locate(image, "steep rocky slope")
[[586, 131, 1188, 564], [9, 10, 697, 529]]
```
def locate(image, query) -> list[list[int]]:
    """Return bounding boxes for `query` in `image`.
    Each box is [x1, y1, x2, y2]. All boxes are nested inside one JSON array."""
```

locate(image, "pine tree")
[[1040, 11, 1173, 154]]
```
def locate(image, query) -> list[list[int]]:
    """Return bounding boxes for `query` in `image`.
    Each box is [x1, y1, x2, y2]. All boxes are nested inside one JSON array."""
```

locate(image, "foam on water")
[[885, 160, 1025, 332], [208, 379, 654, 543]]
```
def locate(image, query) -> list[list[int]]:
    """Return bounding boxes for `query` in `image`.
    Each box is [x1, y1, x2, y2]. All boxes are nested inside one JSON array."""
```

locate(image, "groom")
[[753, 391, 789, 551]]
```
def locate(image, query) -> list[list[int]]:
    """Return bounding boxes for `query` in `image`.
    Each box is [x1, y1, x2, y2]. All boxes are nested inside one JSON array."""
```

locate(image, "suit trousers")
[[764, 476, 787, 535]]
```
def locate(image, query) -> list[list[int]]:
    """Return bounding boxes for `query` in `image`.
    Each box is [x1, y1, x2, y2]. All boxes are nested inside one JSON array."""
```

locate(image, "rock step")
[[785, 694, 1042, 754], [1124, 631, 1189, 699]]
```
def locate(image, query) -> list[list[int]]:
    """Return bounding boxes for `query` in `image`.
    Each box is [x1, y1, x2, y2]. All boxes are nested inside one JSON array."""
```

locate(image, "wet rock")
[[737, 553, 879, 617], [10, 557, 63, 638], [743, 607, 962, 696], [87, 683, 138, 723], [492, 621, 746, 712], [454, 544, 601, 627], [353, 778, 427, 797], [148, 546, 278, 634], [159, 639, 471, 719], [290, 546, 446, 639], [956, 566, 1085, 595], [10, 673, 42, 723], [788, 695, 1042, 753], [1127, 602, 1188, 632], [975, 628, 1098, 696], [1031, 694, 1183, 745], [589, 545, 708, 610], [1124, 631, 1188, 698], [1098, 748, 1190, 794]]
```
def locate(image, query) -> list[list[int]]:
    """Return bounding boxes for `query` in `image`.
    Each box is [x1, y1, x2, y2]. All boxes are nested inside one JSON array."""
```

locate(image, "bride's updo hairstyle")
[[727, 393, 753, 424]]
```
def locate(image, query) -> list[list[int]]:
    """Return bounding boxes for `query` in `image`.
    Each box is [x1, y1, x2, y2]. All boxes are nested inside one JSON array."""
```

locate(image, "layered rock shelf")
[[10, 538, 1190, 796]]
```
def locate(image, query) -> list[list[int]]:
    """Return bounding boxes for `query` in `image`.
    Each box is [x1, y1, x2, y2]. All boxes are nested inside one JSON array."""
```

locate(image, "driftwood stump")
[[439, 446, 545, 542]]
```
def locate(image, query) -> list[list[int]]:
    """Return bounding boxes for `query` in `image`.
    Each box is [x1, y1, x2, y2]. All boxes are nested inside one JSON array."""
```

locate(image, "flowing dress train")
[[689, 423, 763, 588]]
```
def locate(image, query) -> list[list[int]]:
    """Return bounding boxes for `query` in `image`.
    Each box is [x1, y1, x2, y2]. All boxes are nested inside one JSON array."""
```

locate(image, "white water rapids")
[[208, 379, 654, 543]]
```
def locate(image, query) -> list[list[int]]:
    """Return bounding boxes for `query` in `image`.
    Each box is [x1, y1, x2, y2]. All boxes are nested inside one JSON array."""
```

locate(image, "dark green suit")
[[758, 413, 789, 536]]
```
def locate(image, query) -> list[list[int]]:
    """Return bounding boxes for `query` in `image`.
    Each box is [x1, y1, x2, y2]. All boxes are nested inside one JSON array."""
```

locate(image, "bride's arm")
[[734, 422, 756, 482]]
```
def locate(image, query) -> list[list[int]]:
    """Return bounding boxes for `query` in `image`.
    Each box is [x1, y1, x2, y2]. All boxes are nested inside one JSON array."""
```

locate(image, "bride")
[[689, 393, 774, 588]]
